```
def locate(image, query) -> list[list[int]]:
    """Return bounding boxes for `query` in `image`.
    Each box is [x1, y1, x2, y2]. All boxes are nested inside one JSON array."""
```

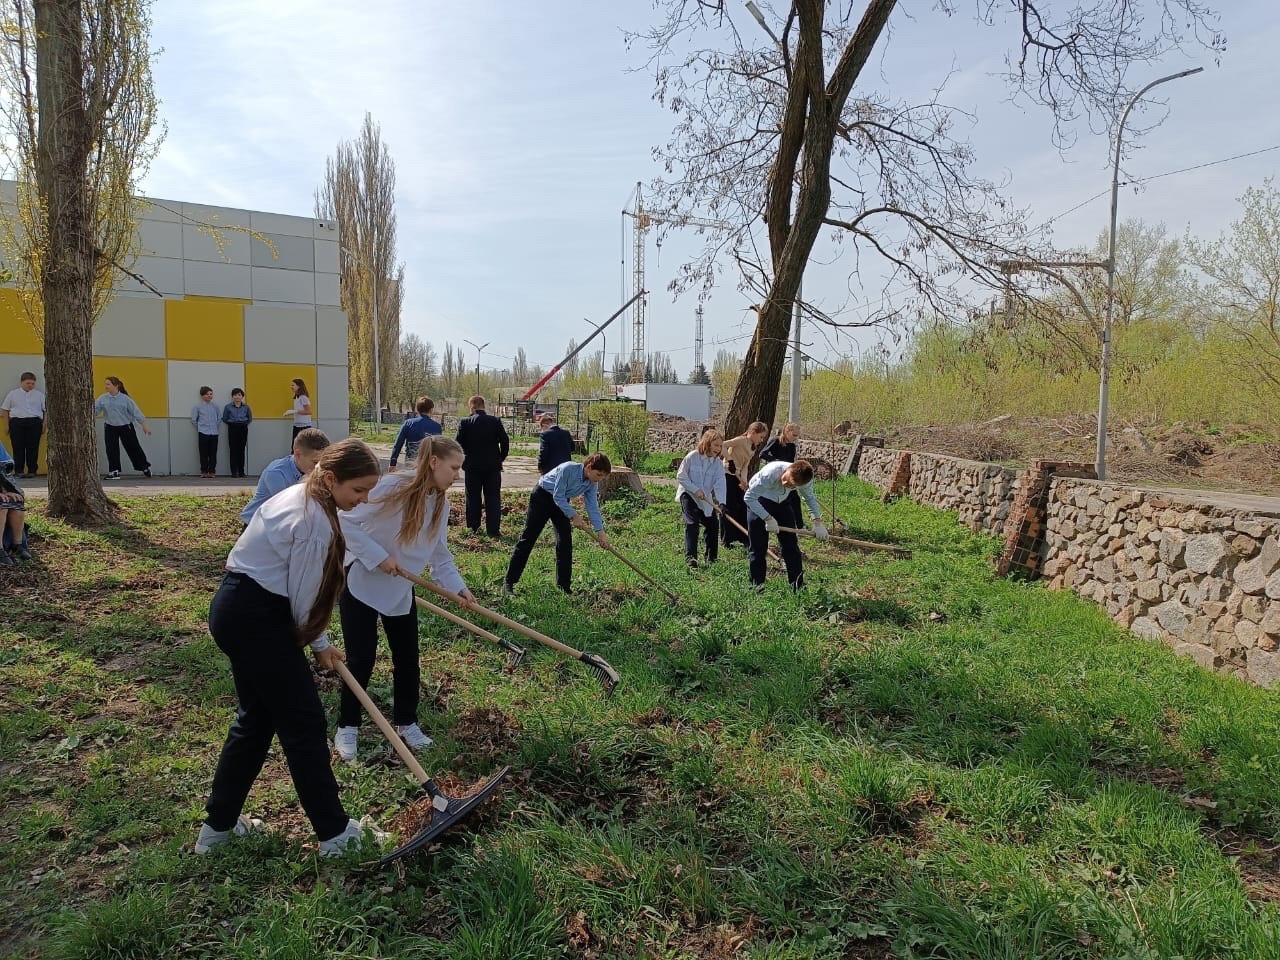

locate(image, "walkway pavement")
[[1132, 484, 1280, 517]]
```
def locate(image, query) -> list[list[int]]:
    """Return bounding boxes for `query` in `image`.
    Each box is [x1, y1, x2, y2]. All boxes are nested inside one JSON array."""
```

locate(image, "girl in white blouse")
[[196, 438, 383, 858], [334, 436, 477, 762], [675, 429, 727, 569]]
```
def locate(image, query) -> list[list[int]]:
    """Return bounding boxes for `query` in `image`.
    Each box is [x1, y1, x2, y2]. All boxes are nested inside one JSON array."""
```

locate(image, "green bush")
[[591, 400, 650, 469]]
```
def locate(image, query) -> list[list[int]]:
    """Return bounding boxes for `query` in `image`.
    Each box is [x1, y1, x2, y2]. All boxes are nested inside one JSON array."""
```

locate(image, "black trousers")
[[104, 423, 150, 473], [227, 423, 248, 476], [336, 587, 420, 728], [464, 467, 503, 536], [721, 471, 750, 545], [204, 572, 348, 840], [505, 486, 573, 591], [198, 432, 219, 474], [7, 417, 42, 474], [748, 498, 804, 589], [680, 493, 718, 562], [786, 490, 804, 529]]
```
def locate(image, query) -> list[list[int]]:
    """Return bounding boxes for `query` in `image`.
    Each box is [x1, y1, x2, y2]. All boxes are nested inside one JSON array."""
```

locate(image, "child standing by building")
[[93, 377, 152, 480], [504, 452, 611, 595], [744, 459, 828, 592], [675, 429, 726, 569], [196, 438, 384, 858], [192, 386, 222, 478], [333, 436, 476, 762], [222, 388, 253, 478], [1, 372, 45, 478], [284, 379, 313, 443]]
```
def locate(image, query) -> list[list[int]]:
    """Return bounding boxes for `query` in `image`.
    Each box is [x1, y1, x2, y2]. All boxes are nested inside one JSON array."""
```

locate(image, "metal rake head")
[[579, 652, 621, 698]]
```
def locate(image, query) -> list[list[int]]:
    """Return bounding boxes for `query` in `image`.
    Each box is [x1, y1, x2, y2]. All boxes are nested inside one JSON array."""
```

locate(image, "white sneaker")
[[334, 725, 358, 762], [105, 470, 121, 480], [194, 815, 264, 854], [317, 816, 391, 858], [396, 723, 433, 751]]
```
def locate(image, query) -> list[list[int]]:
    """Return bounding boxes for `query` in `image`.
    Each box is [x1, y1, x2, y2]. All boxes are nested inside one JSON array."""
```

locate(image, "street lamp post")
[[462, 339, 489, 396], [1096, 66, 1202, 480]]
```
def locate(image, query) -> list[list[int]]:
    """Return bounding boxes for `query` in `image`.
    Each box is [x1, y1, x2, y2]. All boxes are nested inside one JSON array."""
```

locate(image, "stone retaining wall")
[[643, 428, 1280, 687]]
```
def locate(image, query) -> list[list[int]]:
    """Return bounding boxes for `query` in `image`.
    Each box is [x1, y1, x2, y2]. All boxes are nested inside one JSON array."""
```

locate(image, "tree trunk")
[[35, 0, 115, 523]]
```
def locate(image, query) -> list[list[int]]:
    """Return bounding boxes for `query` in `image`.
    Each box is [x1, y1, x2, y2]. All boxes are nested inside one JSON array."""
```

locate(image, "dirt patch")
[[450, 706, 522, 760], [1210, 828, 1280, 905]]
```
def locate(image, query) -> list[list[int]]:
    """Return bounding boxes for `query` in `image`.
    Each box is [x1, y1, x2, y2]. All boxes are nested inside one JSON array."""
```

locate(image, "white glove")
[[814, 522, 829, 541], [764, 516, 779, 534]]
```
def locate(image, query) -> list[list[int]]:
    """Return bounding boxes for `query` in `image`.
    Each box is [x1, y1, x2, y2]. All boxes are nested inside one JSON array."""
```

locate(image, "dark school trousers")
[[721, 471, 750, 546], [680, 493, 718, 563], [748, 497, 804, 589], [336, 587, 420, 729], [464, 467, 503, 536], [505, 486, 573, 591], [227, 423, 249, 476], [104, 423, 150, 473], [198, 432, 219, 474], [8, 416, 42, 474], [204, 572, 349, 840]]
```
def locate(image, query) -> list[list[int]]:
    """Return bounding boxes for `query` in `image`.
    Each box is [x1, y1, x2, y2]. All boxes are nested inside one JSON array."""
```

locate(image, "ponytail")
[[378, 435, 464, 546], [297, 438, 380, 645]]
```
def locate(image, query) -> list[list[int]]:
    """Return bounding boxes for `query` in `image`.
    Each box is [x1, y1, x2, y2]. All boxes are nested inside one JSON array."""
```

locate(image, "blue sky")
[[141, 0, 1280, 377]]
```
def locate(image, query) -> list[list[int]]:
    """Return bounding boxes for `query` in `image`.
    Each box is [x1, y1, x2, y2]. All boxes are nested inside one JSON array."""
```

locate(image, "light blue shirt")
[[745, 460, 822, 523], [93, 392, 145, 427], [537, 460, 604, 531], [191, 400, 221, 435], [239, 454, 305, 524]]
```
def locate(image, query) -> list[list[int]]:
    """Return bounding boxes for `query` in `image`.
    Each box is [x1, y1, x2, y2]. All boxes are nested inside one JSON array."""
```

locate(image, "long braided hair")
[[298, 438, 380, 645], [376, 435, 462, 546]]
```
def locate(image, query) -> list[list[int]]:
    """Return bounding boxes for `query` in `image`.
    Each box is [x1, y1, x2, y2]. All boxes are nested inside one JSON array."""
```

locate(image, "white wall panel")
[[244, 305, 317, 364], [139, 220, 182, 258], [314, 239, 340, 274], [184, 260, 252, 299], [94, 297, 166, 358], [316, 307, 348, 365], [119, 256, 185, 296], [182, 223, 251, 265], [249, 211, 316, 238], [252, 267, 315, 304], [315, 365, 349, 419]]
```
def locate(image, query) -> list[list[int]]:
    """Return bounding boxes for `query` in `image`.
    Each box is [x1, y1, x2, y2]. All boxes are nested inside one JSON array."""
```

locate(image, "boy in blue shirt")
[[239, 428, 330, 525], [503, 452, 611, 595], [192, 386, 222, 478], [222, 388, 253, 478]]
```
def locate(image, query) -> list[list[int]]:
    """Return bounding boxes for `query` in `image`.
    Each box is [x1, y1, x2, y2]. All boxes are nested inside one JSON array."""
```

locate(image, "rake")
[[711, 500, 782, 564], [583, 531, 681, 604], [412, 594, 526, 667], [773, 523, 911, 559], [399, 571, 621, 697], [333, 661, 510, 866]]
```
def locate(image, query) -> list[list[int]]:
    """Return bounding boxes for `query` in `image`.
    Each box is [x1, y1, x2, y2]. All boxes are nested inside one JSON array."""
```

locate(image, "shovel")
[[399, 571, 621, 697], [333, 661, 510, 866]]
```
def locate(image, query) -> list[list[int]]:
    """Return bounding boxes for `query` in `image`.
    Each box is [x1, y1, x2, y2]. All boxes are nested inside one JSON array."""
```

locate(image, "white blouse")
[[225, 482, 337, 651], [675, 451, 727, 516], [292, 395, 313, 426], [339, 473, 467, 616]]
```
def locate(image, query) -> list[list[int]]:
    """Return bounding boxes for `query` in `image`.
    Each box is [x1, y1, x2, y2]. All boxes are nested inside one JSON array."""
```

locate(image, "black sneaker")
[[0, 550, 12, 567], [142, 469, 152, 478], [501, 582, 515, 597], [16, 545, 31, 561], [686, 557, 698, 570]]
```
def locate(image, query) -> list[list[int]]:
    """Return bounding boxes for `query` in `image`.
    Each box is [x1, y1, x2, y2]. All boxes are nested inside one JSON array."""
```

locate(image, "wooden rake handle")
[[774, 524, 907, 556], [712, 501, 782, 563], [399, 570, 586, 660], [333, 660, 430, 785], [587, 533, 681, 603], [413, 595, 506, 647]]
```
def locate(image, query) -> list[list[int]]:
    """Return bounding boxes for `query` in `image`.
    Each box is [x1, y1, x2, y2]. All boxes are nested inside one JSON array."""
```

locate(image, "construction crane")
[[694, 305, 704, 374], [622, 181, 733, 383]]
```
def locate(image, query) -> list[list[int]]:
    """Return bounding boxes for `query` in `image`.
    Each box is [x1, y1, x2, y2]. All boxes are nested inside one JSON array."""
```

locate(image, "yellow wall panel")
[[243, 363, 318, 427], [92, 356, 168, 419], [185, 294, 252, 305], [0, 289, 44, 354], [165, 298, 245, 361]]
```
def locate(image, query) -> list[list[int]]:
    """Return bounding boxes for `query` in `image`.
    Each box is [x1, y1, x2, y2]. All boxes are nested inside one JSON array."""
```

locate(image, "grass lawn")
[[2, 479, 1279, 958]]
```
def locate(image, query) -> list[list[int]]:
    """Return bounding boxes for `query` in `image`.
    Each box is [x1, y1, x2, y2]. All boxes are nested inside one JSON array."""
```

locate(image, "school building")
[[0, 188, 349, 475]]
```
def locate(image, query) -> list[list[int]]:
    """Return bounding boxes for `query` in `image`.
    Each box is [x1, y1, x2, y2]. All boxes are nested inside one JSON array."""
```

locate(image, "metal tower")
[[694, 305, 704, 374]]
